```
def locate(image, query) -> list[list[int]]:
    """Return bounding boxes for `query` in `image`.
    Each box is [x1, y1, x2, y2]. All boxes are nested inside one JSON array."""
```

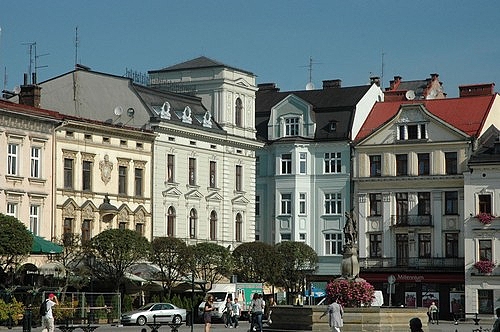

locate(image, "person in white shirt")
[[41, 293, 58, 332]]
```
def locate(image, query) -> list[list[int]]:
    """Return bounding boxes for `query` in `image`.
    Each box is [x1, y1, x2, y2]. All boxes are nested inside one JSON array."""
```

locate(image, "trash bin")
[[23, 307, 33, 332]]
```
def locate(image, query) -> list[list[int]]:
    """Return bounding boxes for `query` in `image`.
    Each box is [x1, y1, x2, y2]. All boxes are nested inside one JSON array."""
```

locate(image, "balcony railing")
[[360, 257, 464, 269], [391, 214, 432, 226]]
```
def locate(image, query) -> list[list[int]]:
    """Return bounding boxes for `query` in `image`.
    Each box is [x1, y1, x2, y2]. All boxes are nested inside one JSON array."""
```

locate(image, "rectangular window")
[[119, 222, 126, 230], [188, 158, 196, 185], [399, 124, 427, 140], [167, 154, 175, 183], [478, 194, 492, 214], [118, 166, 127, 195], [281, 193, 292, 215], [418, 233, 432, 258], [325, 233, 343, 255], [63, 218, 73, 245], [396, 234, 409, 265], [281, 233, 291, 241], [299, 233, 306, 242], [30, 205, 40, 235], [7, 143, 18, 175], [255, 195, 260, 216], [136, 223, 144, 235], [281, 153, 292, 174], [6, 203, 17, 217], [324, 152, 341, 173], [82, 220, 91, 243], [209, 161, 216, 188], [370, 155, 382, 177], [418, 153, 430, 175], [478, 290, 494, 314], [369, 193, 382, 216], [299, 153, 307, 174], [299, 193, 307, 214], [479, 239, 492, 261], [256, 156, 260, 176], [445, 233, 459, 258], [325, 193, 342, 214], [30, 147, 41, 178], [236, 165, 242, 191], [407, 124, 418, 139], [369, 233, 382, 258], [82, 160, 92, 191], [396, 192, 409, 218], [445, 191, 458, 215], [285, 117, 300, 136], [445, 152, 458, 175], [418, 192, 431, 215], [135, 168, 143, 197], [396, 154, 408, 176], [64, 158, 74, 189]]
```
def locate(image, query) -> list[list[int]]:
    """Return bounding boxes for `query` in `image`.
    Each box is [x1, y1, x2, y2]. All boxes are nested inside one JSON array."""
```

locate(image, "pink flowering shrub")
[[474, 260, 496, 274], [476, 213, 495, 225], [325, 279, 375, 307]]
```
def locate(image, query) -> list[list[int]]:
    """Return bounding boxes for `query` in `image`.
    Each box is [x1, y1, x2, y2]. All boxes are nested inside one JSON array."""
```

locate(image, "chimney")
[[323, 79, 342, 89], [459, 83, 495, 98], [370, 76, 381, 87], [388, 76, 402, 91], [383, 90, 407, 102], [257, 83, 280, 92], [19, 73, 42, 108]]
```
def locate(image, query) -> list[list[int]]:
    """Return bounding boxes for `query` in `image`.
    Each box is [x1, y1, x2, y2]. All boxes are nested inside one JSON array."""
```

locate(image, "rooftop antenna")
[[302, 56, 322, 90], [381, 51, 385, 89], [74, 26, 79, 66], [21, 42, 48, 84]]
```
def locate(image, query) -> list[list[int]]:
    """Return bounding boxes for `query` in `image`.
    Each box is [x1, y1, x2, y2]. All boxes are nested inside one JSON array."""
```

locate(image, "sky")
[[1, 1, 500, 98]]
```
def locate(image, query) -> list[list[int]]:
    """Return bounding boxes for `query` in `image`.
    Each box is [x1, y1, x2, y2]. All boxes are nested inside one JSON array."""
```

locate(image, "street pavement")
[[1, 319, 496, 332]]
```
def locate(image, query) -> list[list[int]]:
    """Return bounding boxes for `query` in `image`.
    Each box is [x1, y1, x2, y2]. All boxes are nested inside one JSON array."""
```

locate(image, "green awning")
[[31, 234, 63, 254]]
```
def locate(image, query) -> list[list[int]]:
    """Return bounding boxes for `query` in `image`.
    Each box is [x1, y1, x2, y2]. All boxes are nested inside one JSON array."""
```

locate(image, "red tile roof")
[[355, 95, 496, 142]]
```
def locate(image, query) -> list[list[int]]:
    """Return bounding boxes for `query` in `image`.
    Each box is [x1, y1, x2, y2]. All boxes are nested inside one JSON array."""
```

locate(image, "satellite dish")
[[13, 86, 21, 94], [127, 107, 135, 117], [405, 90, 416, 100], [114, 106, 123, 116], [305, 82, 315, 90]]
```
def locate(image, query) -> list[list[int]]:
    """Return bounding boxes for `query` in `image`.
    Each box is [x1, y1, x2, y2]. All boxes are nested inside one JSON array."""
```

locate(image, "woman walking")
[[204, 295, 215, 332]]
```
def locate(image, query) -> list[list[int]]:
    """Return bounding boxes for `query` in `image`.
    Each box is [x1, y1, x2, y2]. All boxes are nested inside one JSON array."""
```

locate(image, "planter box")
[[267, 305, 428, 332]]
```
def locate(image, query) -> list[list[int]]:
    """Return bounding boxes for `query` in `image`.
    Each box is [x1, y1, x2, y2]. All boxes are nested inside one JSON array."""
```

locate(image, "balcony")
[[391, 215, 432, 227], [360, 257, 464, 270]]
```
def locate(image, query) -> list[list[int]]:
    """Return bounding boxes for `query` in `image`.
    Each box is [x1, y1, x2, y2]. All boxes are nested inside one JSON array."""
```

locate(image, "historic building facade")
[[464, 125, 500, 315], [354, 83, 500, 318], [254, 79, 383, 281]]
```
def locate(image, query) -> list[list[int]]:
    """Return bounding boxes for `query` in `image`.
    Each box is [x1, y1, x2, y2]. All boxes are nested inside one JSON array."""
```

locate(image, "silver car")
[[121, 303, 186, 326]]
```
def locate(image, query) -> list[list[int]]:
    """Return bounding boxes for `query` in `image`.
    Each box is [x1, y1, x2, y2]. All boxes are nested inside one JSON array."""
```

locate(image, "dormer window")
[[398, 123, 427, 140], [285, 117, 300, 136]]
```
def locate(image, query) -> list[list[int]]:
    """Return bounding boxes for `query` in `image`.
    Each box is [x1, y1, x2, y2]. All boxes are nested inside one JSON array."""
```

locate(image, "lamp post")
[[87, 254, 95, 324]]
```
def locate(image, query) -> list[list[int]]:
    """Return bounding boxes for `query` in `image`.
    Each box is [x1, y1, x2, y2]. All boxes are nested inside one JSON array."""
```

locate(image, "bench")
[[145, 315, 183, 332]]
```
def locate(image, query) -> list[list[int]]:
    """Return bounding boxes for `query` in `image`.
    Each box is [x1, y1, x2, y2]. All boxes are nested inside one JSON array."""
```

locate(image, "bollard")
[[22, 307, 33, 332]]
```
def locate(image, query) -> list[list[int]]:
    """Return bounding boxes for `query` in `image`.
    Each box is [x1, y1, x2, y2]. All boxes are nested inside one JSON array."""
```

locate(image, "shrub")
[[325, 279, 375, 307]]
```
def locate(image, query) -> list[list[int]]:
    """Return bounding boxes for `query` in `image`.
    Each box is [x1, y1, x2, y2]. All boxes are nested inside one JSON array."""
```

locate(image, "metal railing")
[[391, 214, 432, 226], [360, 257, 464, 269]]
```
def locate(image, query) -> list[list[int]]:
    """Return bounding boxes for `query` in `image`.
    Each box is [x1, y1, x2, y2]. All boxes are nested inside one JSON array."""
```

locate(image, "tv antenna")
[[301, 56, 322, 90], [75, 26, 79, 66], [22, 42, 49, 83]]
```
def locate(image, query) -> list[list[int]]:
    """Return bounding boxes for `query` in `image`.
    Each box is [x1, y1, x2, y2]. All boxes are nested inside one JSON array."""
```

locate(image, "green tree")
[[85, 229, 149, 293], [275, 241, 318, 303], [189, 242, 232, 293], [0, 213, 33, 274], [53, 233, 87, 298], [232, 242, 277, 283], [150, 237, 191, 300]]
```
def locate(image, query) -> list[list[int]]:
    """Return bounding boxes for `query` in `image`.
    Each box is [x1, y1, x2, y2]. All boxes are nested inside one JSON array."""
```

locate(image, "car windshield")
[[138, 303, 155, 311]]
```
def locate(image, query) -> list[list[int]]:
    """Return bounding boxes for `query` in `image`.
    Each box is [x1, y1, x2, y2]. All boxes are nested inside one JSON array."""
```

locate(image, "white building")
[[464, 125, 500, 316]]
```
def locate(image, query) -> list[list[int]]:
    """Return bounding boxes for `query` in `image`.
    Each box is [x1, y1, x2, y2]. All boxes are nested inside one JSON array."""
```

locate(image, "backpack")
[[39, 300, 48, 317]]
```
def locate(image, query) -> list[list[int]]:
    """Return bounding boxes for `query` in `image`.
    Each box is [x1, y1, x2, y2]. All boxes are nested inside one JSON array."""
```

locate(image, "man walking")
[[41, 293, 58, 332], [322, 297, 343, 332]]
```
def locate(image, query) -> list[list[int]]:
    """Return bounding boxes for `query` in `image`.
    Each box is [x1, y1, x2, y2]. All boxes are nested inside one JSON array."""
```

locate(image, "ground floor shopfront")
[[360, 271, 465, 321]]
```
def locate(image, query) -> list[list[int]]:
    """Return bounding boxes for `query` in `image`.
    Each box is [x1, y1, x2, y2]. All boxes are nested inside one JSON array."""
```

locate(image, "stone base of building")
[[266, 305, 428, 332]]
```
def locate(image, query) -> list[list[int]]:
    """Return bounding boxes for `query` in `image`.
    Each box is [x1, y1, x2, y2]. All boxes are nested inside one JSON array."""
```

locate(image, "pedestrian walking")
[[428, 302, 438, 324], [321, 297, 343, 332], [204, 295, 215, 332], [232, 298, 241, 328], [41, 293, 58, 332], [250, 293, 264, 332], [223, 297, 234, 328]]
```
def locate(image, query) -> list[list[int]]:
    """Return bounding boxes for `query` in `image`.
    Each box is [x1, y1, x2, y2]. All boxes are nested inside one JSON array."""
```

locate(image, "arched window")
[[235, 213, 243, 242], [167, 206, 175, 237], [189, 208, 197, 239], [235, 98, 243, 127], [210, 210, 217, 240]]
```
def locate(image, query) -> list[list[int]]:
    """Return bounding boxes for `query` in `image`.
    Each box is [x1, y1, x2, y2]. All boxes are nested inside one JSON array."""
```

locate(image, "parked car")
[[121, 303, 186, 326]]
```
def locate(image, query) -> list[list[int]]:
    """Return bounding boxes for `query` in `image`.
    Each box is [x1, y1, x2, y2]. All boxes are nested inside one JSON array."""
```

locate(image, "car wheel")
[[173, 315, 182, 324], [137, 316, 147, 326]]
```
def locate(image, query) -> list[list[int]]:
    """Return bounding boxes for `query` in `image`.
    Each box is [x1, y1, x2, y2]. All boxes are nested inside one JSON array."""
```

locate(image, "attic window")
[[284, 117, 300, 136], [398, 123, 427, 140], [329, 122, 337, 132]]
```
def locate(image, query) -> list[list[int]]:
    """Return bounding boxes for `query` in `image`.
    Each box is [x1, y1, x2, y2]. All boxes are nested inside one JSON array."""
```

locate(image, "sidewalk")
[[427, 319, 495, 332]]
